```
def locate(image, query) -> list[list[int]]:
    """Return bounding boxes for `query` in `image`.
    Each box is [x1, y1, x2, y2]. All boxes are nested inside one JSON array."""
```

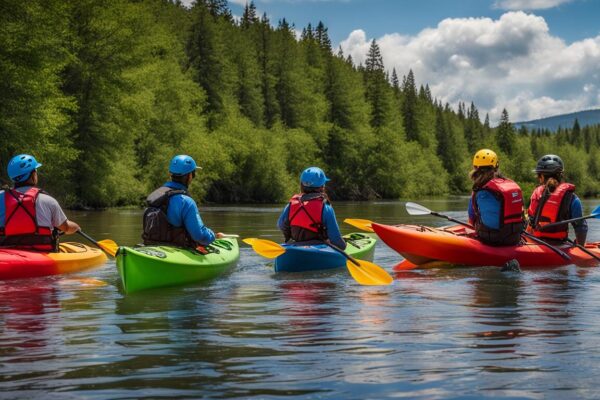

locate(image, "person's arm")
[[181, 197, 216, 246], [46, 196, 80, 234], [57, 220, 80, 235], [467, 196, 475, 225], [277, 204, 292, 241], [570, 195, 587, 245], [322, 204, 346, 250]]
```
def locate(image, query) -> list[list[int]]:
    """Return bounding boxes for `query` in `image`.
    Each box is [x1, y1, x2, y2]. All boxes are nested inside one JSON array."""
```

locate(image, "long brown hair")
[[539, 172, 563, 193], [469, 167, 504, 190]]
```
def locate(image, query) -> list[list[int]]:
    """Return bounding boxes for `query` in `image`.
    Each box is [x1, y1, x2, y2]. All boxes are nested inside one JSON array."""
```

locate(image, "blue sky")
[[228, 0, 600, 46], [218, 0, 600, 123]]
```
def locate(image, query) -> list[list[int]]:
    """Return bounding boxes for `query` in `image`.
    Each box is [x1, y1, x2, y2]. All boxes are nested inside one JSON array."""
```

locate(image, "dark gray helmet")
[[533, 154, 564, 174]]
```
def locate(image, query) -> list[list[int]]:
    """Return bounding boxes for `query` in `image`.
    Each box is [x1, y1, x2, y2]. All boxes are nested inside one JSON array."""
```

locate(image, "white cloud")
[[340, 11, 600, 123], [494, 0, 573, 10]]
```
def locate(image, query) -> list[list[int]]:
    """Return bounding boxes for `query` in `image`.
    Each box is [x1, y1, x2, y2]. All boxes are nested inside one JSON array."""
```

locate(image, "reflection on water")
[[2, 198, 600, 398]]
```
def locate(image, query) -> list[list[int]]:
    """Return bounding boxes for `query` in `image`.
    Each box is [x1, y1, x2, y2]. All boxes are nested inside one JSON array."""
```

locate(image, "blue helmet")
[[300, 167, 330, 188], [7, 154, 42, 183], [169, 155, 200, 176]]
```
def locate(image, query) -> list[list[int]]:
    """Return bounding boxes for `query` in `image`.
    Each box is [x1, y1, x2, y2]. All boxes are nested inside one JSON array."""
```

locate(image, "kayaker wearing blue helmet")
[[142, 155, 222, 248], [0, 154, 80, 251], [277, 167, 346, 249]]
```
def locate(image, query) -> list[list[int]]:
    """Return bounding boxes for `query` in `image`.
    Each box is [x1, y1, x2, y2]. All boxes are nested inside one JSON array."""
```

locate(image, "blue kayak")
[[274, 233, 376, 272]]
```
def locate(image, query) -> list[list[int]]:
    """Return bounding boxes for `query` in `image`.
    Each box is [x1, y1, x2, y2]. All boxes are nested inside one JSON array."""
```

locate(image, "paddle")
[[219, 233, 240, 238], [343, 218, 374, 233], [242, 238, 393, 286], [77, 230, 118, 257], [565, 238, 600, 263], [405, 202, 571, 262], [539, 205, 600, 231]]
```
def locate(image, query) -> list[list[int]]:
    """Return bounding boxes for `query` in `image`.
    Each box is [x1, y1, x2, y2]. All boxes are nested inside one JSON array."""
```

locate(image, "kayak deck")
[[116, 238, 239, 293], [0, 242, 108, 280], [274, 233, 376, 272]]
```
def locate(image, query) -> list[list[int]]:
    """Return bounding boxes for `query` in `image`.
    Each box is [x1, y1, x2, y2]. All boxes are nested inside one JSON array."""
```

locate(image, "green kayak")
[[116, 238, 239, 293]]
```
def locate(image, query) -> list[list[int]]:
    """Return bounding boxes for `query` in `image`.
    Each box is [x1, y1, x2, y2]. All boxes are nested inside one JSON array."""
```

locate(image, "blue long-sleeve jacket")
[[163, 181, 216, 246], [277, 202, 346, 249]]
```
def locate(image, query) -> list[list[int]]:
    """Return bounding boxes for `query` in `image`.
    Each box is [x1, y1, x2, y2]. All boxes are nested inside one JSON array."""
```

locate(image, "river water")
[[2, 198, 600, 399]]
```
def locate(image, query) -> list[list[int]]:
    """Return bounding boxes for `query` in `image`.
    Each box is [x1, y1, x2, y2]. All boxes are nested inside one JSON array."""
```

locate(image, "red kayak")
[[372, 223, 600, 269], [0, 242, 107, 280]]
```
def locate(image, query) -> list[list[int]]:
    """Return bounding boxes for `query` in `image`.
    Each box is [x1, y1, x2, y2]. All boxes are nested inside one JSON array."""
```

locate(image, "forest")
[[2, 0, 600, 208]]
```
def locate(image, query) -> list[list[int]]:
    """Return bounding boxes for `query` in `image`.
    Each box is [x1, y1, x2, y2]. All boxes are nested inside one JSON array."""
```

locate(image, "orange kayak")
[[372, 223, 600, 269], [0, 242, 107, 280]]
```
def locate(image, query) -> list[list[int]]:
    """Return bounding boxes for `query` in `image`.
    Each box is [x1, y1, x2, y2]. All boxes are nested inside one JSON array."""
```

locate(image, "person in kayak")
[[467, 149, 525, 246], [277, 166, 346, 249], [0, 154, 81, 251], [527, 154, 587, 245], [142, 155, 222, 248]]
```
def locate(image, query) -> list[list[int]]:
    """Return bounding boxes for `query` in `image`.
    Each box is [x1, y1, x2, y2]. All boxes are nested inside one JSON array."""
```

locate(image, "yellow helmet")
[[473, 149, 498, 168]]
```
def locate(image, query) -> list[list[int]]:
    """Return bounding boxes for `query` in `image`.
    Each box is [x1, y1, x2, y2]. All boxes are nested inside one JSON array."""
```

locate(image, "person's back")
[[277, 167, 346, 250], [0, 154, 80, 251], [527, 154, 587, 244], [468, 149, 525, 246], [142, 155, 219, 248]]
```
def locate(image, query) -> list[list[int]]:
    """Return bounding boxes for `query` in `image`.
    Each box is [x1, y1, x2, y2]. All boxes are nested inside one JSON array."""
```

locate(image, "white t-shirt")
[[2, 187, 68, 229]]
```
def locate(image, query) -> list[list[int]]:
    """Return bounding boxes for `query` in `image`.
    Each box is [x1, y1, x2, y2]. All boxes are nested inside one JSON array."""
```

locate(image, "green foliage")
[[2, 0, 600, 209]]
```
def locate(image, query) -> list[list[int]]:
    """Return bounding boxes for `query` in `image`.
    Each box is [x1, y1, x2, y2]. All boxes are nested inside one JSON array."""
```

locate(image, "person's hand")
[[216, 232, 225, 239]]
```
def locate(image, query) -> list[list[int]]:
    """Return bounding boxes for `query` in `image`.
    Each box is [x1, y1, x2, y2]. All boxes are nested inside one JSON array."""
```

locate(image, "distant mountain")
[[514, 109, 600, 132]]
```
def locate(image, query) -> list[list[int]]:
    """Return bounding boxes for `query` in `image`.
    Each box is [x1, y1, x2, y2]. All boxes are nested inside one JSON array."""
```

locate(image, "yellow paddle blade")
[[98, 239, 118, 257], [345, 259, 393, 286], [243, 238, 286, 259], [343, 218, 375, 233]]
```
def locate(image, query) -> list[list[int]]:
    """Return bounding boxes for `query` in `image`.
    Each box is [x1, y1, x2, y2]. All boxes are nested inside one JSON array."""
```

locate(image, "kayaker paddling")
[[527, 154, 587, 245], [0, 154, 80, 251], [277, 167, 346, 250], [468, 149, 525, 246], [142, 155, 223, 248]]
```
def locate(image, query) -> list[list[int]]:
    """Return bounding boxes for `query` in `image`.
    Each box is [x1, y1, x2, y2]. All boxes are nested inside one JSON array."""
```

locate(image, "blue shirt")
[[163, 181, 216, 246], [468, 190, 502, 229], [277, 201, 346, 249]]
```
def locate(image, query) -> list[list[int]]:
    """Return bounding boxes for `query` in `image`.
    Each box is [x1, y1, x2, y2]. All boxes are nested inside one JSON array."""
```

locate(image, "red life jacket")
[[287, 193, 326, 242], [528, 183, 575, 240], [471, 178, 524, 246], [0, 187, 56, 251]]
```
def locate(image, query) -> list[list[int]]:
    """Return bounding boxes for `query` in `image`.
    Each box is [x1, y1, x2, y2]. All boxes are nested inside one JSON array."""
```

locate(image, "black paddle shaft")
[[326, 242, 360, 266], [430, 212, 473, 228], [565, 238, 600, 263], [540, 213, 599, 230], [77, 230, 100, 247]]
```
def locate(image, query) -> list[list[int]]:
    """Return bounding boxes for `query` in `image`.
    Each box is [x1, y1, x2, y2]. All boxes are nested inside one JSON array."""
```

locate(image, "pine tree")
[[402, 70, 418, 141], [241, 1, 258, 29], [315, 21, 331, 53], [364, 40, 392, 129], [570, 118, 582, 146], [496, 109, 516, 154]]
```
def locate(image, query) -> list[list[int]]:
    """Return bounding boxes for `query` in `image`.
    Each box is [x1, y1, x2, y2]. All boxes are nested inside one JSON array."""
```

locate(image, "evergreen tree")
[[402, 70, 419, 141], [364, 40, 392, 129], [496, 109, 516, 154]]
